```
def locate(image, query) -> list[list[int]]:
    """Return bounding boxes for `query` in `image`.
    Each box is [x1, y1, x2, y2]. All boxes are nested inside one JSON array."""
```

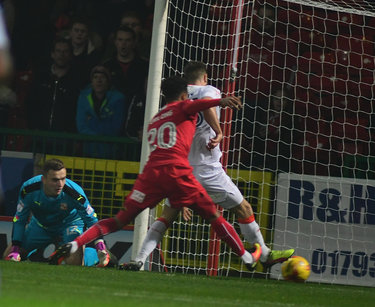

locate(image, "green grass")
[[0, 261, 374, 307]]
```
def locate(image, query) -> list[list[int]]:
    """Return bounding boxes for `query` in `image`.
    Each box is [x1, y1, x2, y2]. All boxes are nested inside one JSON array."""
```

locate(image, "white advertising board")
[[271, 173, 375, 287]]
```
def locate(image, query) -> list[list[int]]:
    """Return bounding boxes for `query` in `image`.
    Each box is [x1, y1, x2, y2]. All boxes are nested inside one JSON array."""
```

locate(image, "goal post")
[[141, 0, 375, 286], [131, 0, 169, 265]]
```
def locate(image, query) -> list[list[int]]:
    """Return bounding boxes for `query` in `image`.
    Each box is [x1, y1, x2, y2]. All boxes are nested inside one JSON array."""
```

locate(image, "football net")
[[146, 0, 375, 286]]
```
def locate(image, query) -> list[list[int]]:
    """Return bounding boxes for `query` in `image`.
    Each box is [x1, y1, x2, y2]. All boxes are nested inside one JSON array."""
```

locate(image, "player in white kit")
[[123, 62, 294, 271]]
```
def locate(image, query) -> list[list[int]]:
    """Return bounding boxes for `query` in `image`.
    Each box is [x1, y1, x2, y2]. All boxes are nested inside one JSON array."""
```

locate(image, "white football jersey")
[[188, 84, 222, 167]]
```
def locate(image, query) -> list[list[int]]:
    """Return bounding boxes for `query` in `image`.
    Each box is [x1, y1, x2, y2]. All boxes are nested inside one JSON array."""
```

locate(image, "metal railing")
[[0, 128, 142, 161]]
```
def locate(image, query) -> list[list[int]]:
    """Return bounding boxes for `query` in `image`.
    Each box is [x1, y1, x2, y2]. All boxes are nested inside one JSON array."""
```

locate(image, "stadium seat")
[[298, 51, 335, 75], [335, 35, 374, 57], [346, 76, 374, 97], [328, 11, 366, 37], [295, 71, 348, 95], [238, 46, 286, 101], [277, 6, 330, 32], [289, 29, 331, 54], [335, 49, 375, 77], [330, 117, 370, 142]]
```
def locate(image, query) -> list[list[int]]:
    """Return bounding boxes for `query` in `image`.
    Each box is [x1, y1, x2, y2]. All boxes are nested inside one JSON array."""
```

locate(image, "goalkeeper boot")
[[262, 248, 295, 268], [48, 243, 72, 265], [118, 260, 143, 271], [5, 245, 21, 262], [95, 239, 110, 268], [245, 243, 262, 271]]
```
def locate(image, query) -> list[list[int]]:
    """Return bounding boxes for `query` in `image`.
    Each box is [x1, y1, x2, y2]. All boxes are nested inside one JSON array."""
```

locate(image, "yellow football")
[[281, 255, 311, 282]]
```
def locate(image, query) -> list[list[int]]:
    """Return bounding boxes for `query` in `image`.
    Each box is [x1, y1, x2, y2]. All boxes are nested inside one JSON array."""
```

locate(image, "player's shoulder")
[[20, 175, 42, 198], [188, 84, 221, 99], [63, 179, 87, 205]]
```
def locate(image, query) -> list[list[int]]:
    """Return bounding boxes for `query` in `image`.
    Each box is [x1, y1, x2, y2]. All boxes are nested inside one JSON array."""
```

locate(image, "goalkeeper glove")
[[5, 245, 21, 261]]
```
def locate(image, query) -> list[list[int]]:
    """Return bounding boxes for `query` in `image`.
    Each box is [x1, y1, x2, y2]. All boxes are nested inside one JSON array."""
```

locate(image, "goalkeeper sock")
[[94, 239, 106, 252], [75, 218, 119, 248], [238, 215, 270, 262], [135, 217, 169, 263], [211, 215, 245, 257]]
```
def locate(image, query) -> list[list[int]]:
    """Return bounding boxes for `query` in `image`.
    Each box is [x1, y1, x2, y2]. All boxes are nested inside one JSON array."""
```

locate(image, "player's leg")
[[191, 196, 261, 270], [63, 218, 114, 267], [231, 199, 270, 259], [231, 199, 294, 266], [50, 172, 164, 265], [49, 214, 126, 265], [3, 243, 25, 260], [62, 220, 87, 266], [198, 167, 294, 266], [5, 218, 72, 263], [133, 204, 180, 266], [169, 169, 262, 270], [195, 166, 271, 259]]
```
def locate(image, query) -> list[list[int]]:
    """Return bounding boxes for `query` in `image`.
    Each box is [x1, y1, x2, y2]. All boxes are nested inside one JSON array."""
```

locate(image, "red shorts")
[[116, 164, 217, 224]]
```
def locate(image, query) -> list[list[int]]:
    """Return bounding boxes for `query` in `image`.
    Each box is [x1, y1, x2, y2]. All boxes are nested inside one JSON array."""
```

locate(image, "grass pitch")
[[0, 261, 374, 307]]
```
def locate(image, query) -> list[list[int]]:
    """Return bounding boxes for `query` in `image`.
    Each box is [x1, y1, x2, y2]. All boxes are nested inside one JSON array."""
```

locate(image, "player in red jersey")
[[49, 76, 261, 269]]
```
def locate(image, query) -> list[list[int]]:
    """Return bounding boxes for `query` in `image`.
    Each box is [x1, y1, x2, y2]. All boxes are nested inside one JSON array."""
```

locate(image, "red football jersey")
[[146, 98, 221, 167]]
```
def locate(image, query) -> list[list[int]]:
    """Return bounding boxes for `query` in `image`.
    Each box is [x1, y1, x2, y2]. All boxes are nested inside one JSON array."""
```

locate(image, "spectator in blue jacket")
[[76, 65, 127, 158]]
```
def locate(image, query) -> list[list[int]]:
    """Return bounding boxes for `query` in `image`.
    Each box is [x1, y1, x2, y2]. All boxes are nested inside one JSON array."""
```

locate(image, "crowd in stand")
[[0, 0, 153, 156], [0, 0, 373, 176]]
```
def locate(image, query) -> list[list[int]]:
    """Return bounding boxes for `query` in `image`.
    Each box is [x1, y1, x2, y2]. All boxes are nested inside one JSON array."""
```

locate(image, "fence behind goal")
[[154, 0, 375, 286]]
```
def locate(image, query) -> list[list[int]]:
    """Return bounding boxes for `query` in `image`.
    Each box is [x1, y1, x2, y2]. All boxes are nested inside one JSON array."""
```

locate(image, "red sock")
[[237, 214, 255, 224], [210, 216, 245, 256], [75, 218, 118, 247]]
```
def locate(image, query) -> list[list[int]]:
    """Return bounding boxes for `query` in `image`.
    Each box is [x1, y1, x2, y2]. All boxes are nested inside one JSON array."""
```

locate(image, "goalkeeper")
[[3, 158, 111, 267], [124, 61, 294, 271]]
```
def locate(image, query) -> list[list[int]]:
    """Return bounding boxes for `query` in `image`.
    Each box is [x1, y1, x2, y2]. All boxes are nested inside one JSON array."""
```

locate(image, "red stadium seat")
[[330, 117, 370, 141], [296, 71, 348, 95], [335, 48, 375, 77], [335, 35, 374, 56], [289, 29, 332, 53], [298, 51, 335, 75], [238, 46, 286, 100], [328, 11, 366, 36], [346, 76, 374, 97]]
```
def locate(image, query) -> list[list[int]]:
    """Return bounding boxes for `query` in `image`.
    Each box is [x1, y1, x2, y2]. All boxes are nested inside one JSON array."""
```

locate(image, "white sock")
[[135, 219, 168, 263], [239, 220, 270, 262], [70, 241, 78, 254], [241, 250, 253, 264]]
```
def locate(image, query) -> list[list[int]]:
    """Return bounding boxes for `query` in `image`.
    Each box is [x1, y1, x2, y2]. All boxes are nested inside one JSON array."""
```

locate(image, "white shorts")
[[192, 164, 244, 209]]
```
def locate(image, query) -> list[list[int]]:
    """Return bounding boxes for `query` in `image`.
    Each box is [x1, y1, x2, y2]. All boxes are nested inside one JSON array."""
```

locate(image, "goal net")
[[147, 0, 375, 286]]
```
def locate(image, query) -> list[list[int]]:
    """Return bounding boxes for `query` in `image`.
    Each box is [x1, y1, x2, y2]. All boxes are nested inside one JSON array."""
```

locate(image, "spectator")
[[76, 65, 126, 158], [119, 10, 152, 61], [0, 84, 17, 127], [102, 25, 148, 102], [65, 16, 103, 86], [25, 37, 83, 132], [124, 77, 147, 141], [251, 87, 295, 172]]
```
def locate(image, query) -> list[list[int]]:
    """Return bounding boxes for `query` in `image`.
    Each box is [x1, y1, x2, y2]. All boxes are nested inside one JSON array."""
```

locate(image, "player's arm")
[[73, 188, 98, 228], [183, 96, 242, 115], [5, 189, 31, 261], [201, 96, 223, 150], [71, 186, 111, 259]]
